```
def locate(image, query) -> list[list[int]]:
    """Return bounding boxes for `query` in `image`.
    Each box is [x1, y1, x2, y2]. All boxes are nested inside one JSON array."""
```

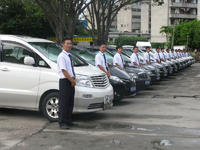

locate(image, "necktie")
[[136, 53, 140, 64], [68, 54, 75, 77], [158, 53, 161, 62], [120, 54, 124, 68], [148, 53, 151, 63], [103, 53, 108, 71], [120, 54, 124, 63], [163, 52, 166, 60]]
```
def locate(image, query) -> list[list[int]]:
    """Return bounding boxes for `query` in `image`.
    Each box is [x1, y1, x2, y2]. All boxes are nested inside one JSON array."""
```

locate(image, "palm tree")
[[160, 26, 173, 47]]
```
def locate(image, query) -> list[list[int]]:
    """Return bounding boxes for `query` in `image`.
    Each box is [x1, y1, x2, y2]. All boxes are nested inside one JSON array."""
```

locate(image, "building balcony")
[[170, 13, 197, 19], [170, 2, 197, 8]]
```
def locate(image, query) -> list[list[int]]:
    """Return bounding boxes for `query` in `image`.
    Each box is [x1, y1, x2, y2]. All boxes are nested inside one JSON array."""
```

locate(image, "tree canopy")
[[174, 19, 200, 49], [0, 0, 54, 38], [115, 36, 148, 46]]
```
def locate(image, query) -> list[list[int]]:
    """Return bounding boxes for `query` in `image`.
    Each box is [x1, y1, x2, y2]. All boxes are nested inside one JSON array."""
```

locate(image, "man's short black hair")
[[133, 46, 138, 50], [99, 43, 106, 47], [62, 37, 72, 44], [156, 47, 160, 50], [161, 48, 165, 50], [146, 47, 150, 49], [116, 46, 122, 50]]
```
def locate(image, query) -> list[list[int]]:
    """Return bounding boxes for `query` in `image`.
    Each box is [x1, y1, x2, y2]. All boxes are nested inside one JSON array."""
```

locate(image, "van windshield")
[[29, 42, 88, 66], [71, 49, 95, 66]]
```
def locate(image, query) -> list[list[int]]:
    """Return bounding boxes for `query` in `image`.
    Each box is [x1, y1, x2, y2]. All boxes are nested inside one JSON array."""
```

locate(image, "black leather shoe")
[[60, 124, 70, 129]]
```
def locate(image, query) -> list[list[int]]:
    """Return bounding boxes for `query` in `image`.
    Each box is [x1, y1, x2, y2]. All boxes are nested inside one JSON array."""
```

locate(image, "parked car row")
[[76, 45, 194, 104], [0, 35, 195, 121]]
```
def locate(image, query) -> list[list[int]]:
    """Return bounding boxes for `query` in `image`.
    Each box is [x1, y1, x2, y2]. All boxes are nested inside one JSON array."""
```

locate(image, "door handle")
[[0, 67, 9, 71]]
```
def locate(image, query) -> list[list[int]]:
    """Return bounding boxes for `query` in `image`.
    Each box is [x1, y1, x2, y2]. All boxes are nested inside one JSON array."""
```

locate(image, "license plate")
[[104, 95, 111, 104], [145, 80, 150, 85], [130, 86, 136, 92]]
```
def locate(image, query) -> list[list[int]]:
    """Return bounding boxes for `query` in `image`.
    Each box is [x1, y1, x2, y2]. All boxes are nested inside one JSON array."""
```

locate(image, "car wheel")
[[41, 92, 59, 122]]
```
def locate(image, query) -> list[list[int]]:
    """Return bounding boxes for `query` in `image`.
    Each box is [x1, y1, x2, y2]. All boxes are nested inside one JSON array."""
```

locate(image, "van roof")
[[136, 42, 151, 47], [0, 34, 53, 43]]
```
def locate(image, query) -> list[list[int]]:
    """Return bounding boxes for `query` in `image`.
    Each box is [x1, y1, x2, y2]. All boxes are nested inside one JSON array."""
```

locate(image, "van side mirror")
[[24, 56, 35, 65]]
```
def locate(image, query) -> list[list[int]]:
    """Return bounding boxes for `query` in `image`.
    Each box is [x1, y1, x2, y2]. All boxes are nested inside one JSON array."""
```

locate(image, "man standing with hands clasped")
[[130, 47, 141, 67], [113, 46, 124, 70], [144, 47, 151, 65], [154, 48, 162, 64], [57, 37, 76, 130], [95, 43, 110, 77]]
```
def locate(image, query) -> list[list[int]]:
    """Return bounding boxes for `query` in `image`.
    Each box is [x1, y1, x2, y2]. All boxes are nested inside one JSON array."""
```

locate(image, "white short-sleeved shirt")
[[160, 52, 166, 60], [57, 50, 75, 79], [113, 53, 124, 69], [95, 51, 108, 72], [153, 52, 161, 63], [162, 52, 167, 60], [173, 52, 177, 58], [130, 53, 140, 66], [177, 52, 180, 57], [165, 52, 170, 60], [181, 52, 184, 57], [143, 52, 151, 64], [169, 52, 174, 59]]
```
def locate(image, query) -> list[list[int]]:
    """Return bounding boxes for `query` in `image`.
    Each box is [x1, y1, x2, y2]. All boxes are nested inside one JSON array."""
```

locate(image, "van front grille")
[[138, 73, 148, 79], [90, 74, 109, 88]]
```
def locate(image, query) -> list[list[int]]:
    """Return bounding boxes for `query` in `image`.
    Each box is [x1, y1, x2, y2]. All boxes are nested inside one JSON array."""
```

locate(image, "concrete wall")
[[117, 5, 132, 32], [151, 0, 169, 43], [141, 2, 150, 34]]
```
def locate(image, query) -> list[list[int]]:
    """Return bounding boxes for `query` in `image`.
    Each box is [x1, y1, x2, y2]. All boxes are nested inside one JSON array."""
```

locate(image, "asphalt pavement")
[[1, 63, 200, 150]]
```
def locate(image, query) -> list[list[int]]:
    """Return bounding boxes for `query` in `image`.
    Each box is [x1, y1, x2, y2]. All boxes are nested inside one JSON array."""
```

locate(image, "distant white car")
[[0, 35, 113, 121]]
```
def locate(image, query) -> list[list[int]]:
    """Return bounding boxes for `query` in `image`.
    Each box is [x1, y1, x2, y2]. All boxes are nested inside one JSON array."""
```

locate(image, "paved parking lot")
[[1, 63, 200, 150]]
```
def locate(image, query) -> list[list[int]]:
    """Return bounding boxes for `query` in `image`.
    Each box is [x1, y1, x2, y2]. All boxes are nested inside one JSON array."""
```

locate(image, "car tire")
[[41, 92, 59, 122]]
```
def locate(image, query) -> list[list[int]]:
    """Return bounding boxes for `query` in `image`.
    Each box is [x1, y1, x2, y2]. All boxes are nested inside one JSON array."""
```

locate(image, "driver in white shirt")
[[113, 46, 124, 70], [130, 47, 141, 67], [165, 49, 171, 61], [153, 48, 161, 64], [160, 48, 166, 62], [143, 47, 151, 65]]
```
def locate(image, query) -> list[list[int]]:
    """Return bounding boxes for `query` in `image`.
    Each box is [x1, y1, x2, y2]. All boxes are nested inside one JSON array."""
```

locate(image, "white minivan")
[[0, 35, 113, 121]]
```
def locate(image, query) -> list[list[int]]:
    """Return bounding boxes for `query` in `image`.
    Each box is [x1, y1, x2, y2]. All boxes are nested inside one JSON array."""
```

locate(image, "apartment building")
[[151, 0, 199, 43], [109, 0, 200, 43], [109, 1, 151, 43]]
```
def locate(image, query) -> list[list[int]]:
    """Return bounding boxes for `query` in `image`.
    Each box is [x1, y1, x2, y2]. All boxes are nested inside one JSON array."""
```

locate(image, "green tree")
[[114, 36, 148, 46], [174, 20, 200, 49], [0, 0, 54, 38], [160, 26, 173, 47]]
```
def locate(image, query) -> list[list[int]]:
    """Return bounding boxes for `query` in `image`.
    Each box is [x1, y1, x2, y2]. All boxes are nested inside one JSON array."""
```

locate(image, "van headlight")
[[129, 73, 138, 79], [110, 76, 124, 83], [147, 71, 153, 75], [76, 75, 93, 88]]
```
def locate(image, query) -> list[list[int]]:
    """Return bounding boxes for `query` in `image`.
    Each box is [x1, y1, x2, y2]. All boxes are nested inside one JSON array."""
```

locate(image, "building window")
[[132, 15, 141, 19]]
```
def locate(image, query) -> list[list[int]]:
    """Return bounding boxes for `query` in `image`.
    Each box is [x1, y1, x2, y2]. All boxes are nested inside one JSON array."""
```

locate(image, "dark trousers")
[[59, 79, 75, 125]]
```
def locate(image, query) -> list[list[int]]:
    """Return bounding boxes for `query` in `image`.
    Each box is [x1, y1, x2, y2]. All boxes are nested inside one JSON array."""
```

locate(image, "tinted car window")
[[29, 42, 88, 66], [71, 49, 95, 65], [2, 42, 34, 64]]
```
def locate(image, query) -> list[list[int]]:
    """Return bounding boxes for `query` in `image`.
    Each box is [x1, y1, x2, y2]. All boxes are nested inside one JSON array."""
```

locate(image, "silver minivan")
[[0, 35, 113, 121]]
